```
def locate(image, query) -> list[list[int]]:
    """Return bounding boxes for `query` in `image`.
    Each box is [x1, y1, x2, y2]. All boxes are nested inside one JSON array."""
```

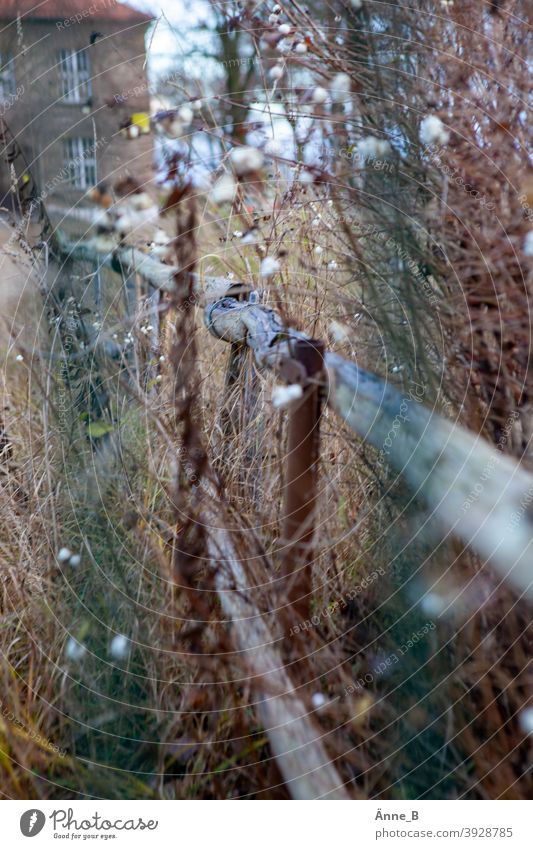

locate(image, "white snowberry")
[[269, 64, 284, 81], [329, 320, 351, 344], [523, 231, 533, 257], [421, 592, 446, 616], [114, 214, 134, 234], [130, 192, 153, 211], [230, 146, 264, 175], [265, 137, 283, 157], [356, 136, 391, 162], [152, 228, 168, 245], [166, 119, 185, 139], [65, 637, 86, 662], [298, 168, 314, 184], [210, 173, 237, 204], [260, 256, 281, 277], [109, 634, 130, 660], [312, 86, 328, 105], [272, 384, 303, 409], [178, 104, 194, 126], [419, 114, 450, 146], [311, 692, 327, 710], [519, 707, 533, 735], [329, 73, 351, 102]]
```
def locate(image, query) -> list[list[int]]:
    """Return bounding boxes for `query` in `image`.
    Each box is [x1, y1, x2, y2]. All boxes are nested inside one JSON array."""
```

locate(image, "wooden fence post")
[[280, 339, 325, 620]]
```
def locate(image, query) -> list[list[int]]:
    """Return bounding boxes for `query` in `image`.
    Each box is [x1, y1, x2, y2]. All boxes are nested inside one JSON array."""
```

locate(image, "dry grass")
[[0, 0, 531, 801]]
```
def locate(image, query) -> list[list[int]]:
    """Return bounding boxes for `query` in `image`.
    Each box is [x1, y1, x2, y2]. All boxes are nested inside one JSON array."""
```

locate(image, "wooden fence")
[[54, 237, 533, 799]]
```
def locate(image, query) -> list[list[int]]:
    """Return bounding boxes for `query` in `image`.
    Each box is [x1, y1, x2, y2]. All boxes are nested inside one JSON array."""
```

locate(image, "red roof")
[[0, 0, 153, 23]]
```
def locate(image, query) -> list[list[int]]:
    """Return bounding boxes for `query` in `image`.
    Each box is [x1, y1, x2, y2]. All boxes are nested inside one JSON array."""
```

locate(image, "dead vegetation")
[[0, 0, 531, 800]]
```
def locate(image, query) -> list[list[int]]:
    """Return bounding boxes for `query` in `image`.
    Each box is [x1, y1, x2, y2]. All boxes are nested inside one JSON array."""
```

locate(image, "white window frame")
[[64, 138, 97, 189], [58, 48, 91, 103], [0, 51, 16, 101]]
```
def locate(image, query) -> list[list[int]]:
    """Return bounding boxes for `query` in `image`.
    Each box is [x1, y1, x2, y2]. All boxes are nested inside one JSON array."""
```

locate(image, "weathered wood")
[[205, 296, 533, 600], [55, 233, 231, 299], [280, 339, 325, 620], [202, 498, 349, 800], [51, 238, 533, 790]]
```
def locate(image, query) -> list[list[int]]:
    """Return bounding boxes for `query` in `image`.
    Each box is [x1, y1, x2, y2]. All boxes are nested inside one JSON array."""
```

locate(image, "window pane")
[[58, 49, 91, 103], [0, 52, 16, 100], [64, 138, 96, 189]]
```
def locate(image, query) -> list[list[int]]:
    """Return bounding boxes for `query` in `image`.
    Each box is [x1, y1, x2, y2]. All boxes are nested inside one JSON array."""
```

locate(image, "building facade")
[[0, 0, 154, 226]]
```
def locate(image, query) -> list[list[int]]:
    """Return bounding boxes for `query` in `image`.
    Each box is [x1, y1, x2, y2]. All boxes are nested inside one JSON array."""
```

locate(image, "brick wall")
[[0, 14, 153, 226]]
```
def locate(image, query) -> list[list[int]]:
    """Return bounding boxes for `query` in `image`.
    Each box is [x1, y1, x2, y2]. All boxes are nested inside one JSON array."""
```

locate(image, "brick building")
[[0, 0, 154, 226]]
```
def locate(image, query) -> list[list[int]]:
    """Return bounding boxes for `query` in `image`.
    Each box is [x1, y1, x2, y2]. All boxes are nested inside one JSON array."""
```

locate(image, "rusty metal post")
[[280, 339, 324, 621]]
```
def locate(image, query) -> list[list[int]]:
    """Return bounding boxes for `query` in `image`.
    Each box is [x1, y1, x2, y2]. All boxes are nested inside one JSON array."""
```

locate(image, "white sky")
[[128, 0, 297, 172], [129, 0, 210, 78]]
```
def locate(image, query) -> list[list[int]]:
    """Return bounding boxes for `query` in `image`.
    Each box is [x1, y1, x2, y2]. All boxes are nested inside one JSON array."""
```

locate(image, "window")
[[64, 138, 97, 189], [58, 48, 91, 103], [0, 51, 16, 101]]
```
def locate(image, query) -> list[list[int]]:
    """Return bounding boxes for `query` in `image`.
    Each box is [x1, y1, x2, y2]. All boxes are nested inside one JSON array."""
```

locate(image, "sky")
[[127, 0, 297, 174], [128, 0, 210, 79]]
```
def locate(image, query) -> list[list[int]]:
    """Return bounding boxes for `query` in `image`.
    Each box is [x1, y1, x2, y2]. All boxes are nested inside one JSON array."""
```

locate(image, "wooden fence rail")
[[55, 237, 350, 798], [205, 294, 533, 602], [53, 236, 533, 602], [201, 492, 349, 799], [56, 238, 533, 800]]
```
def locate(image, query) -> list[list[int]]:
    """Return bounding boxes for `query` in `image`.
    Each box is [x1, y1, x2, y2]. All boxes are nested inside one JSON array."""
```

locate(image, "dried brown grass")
[[0, 0, 531, 801]]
